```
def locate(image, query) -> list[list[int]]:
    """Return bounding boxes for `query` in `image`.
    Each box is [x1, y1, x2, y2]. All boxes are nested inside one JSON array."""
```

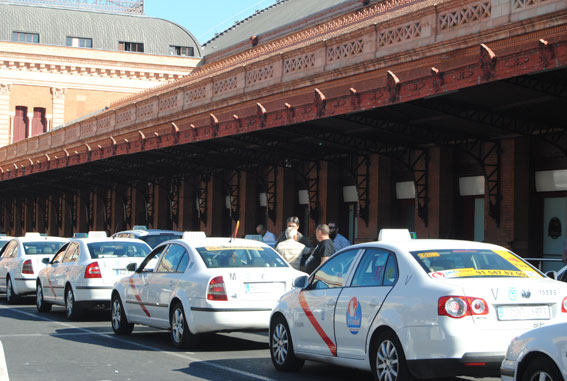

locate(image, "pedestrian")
[[275, 216, 311, 247], [275, 227, 310, 270], [328, 221, 351, 251], [302, 224, 336, 274], [256, 224, 276, 243]]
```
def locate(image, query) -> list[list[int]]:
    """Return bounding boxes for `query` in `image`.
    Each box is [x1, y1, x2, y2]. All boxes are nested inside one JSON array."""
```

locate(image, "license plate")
[[245, 282, 285, 294], [497, 305, 550, 321], [115, 269, 127, 276]]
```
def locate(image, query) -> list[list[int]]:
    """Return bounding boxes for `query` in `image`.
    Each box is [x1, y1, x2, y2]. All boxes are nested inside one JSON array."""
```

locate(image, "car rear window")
[[410, 249, 542, 279], [196, 246, 288, 268], [141, 234, 182, 248], [87, 242, 151, 259], [23, 241, 66, 255]]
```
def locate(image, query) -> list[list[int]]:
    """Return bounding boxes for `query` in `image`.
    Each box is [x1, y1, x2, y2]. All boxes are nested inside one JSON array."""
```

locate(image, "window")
[[169, 45, 194, 57], [66, 36, 92, 48], [31, 108, 47, 137], [63, 243, 80, 263], [119, 41, 144, 52], [13, 106, 29, 143], [351, 249, 391, 287], [156, 244, 189, 273], [87, 242, 150, 259], [310, 250, 358, 289], [12, 32, 39, 43]]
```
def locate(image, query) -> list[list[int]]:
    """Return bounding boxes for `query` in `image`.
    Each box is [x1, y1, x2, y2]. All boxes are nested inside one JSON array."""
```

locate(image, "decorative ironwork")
[[2, 0, 144, 14], [121, 187, 133, 227], [261, 166, 278, 223], [43, 197, 49, 231], [354, 156, 370, 226], [303, 162, 320, 223], [144, 182, 154, 227], [87, 192, 95, 228], [195, 175, 209, 224], [168, 177, 181, 225], [227, 171, 240, 222]]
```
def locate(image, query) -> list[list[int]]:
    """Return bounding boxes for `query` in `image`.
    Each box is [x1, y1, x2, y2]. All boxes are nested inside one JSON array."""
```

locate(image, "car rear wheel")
[[170, 302, 197, 348], [65, 286, 82, 320], [6, 277, 20, 304], [521, 356, 562, 381], [270, 315, 304, 371], [111, 293, 134, 335], [371, 330, 413, 381], [36, 282, 52, 313]]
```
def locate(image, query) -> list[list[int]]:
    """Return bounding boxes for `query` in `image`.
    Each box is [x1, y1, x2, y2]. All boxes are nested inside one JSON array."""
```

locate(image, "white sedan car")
[[0, 234, 68, 303], [269, 229, 567, 380], [501, 322, 566, 381], [36, 235, 152, 319], [111, 236, 305, 348]]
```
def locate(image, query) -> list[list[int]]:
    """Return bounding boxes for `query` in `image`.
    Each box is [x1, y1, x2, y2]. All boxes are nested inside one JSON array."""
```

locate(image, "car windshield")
[[141, 234, 182, 248], [411, 249, 543, 279], [23, 241, 66, 255], [196, 246, 288, 268], [87, 242, 151, 259]]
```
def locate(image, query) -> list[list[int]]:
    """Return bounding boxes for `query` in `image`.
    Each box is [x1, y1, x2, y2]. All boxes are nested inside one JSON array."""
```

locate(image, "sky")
[[144, 0, 279, 45]]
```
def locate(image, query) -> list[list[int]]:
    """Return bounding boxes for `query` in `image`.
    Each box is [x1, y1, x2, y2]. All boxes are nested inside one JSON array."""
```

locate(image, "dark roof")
[[0, 3, 202, 57], [202, 0, 366, 61]]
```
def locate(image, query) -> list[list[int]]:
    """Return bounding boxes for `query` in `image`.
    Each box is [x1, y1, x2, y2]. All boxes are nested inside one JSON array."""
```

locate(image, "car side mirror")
[[545, 270, 557, 280], [126, 263, 137, 272], [292, 275, 309, 289], [42, 257, 50, 265]]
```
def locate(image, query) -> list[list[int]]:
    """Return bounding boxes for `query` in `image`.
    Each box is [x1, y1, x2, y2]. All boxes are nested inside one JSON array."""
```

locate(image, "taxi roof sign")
[[88, 231, 108, 238], [378, 229, 412, 241], [244, 234, 263, 242], [24, 232, 42, 237], [133, 225, 148, 230], [73, 233, 88, 238], [182, 231, 206, 240]]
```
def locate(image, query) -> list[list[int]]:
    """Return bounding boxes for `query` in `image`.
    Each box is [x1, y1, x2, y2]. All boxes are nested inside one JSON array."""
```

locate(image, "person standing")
[[256, 224, 276, 243], [275, 227, 309, 270], [275, 216, 311, 247], [328, 221, 351, 251], [303, 224, 336, 274]]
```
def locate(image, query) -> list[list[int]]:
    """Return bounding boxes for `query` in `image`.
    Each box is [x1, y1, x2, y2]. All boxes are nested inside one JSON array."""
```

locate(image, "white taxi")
[[0, 234, 68, 303], [36, 232, 152, 319], [269, 229, 567, 380], [111, 234, 305, 348], [501, 322, 566, 381]]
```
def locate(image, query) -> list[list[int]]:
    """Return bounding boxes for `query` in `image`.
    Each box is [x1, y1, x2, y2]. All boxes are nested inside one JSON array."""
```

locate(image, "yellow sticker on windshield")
[[418, 252, 440, 258], [494, 250, 542, 278], [430, 268, 528, 278]]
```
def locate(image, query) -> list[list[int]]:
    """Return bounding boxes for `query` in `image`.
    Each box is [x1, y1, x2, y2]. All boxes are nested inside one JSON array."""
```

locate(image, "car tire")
[[269, 315, 304, 371], [170, 302, 197, 348], [6, 276, 20, 304], [36, 282, 52, 313], [111, 293, 134, 335], [65, 286, 82, 320], [521, 356, 562, 381], [371, 330, 413, 381]]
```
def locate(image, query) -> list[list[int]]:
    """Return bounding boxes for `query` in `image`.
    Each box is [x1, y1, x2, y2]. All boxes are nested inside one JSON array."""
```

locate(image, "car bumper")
[[14, 278, 36, 295], [75, 286, 113, 303], [407, 353, 503, 378], [500, 359, 516, 381], [189, 306, 272, 333]]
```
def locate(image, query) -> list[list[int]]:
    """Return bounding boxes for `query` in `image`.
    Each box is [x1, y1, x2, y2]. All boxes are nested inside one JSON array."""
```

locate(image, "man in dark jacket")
[[275, 216, 311, 248], [303, 224, 336, 274]]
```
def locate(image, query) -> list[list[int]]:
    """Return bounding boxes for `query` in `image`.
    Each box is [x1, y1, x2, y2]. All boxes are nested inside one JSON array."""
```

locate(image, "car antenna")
[[230, 220, 240, 242]]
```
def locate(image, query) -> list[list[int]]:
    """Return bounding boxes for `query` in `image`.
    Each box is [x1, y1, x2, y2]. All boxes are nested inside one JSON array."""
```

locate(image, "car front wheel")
[[170, 302, 197, 348], [111, 293, 134, 335], [521, 356, 562, 381], [371, 330, 413, 381], [269, 315, 304, 371], [36, 282, 52, 312], [6, 277, 20, 304]]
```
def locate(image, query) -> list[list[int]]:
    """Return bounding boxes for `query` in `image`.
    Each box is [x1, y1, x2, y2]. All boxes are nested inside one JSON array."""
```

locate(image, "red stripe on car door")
[[129, 277, 151, 318], [298, 291, 337, 357]]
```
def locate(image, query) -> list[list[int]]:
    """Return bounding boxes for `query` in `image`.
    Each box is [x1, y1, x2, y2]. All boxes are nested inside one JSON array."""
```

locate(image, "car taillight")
[[207, 276, 228, 301], [84, 262, 102, 278], [562, 297, 567, 313], [22, 259, 34, 275], [438, 296, 489, 318]]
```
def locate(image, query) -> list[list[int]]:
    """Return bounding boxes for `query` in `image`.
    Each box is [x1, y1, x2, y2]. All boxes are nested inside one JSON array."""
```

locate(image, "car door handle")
[[370, 298, 381, 307]]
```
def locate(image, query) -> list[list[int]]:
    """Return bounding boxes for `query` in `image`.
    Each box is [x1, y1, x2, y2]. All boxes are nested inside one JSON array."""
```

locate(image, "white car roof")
[[15, 236, 68, 243], [175, 237, 269, 248], [113, 229, 181, 237], [71, 237, 149, 244], [352, 238, 509, 253]]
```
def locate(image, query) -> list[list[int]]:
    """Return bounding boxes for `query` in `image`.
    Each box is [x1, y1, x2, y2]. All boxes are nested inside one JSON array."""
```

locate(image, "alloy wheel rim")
[[66, 290, 73, 316], [172, 308, 184, 343], [112, 299, 121, 329], [37, 285, 43, 308], [529, 371, 553, 381], [272, 323, 289, 365], [376, 339, 399, 381]]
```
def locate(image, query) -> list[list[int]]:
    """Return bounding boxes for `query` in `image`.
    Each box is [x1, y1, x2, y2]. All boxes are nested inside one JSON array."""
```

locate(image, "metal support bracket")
[[168, 177, 181, 225], [227, 171, 241, 222], [353, 155, 370, 226], [195, 175, 209, 224]]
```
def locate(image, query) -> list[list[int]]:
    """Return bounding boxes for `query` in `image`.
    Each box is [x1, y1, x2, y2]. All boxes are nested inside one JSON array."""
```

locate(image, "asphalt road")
[[0, 298, 500, 381]]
